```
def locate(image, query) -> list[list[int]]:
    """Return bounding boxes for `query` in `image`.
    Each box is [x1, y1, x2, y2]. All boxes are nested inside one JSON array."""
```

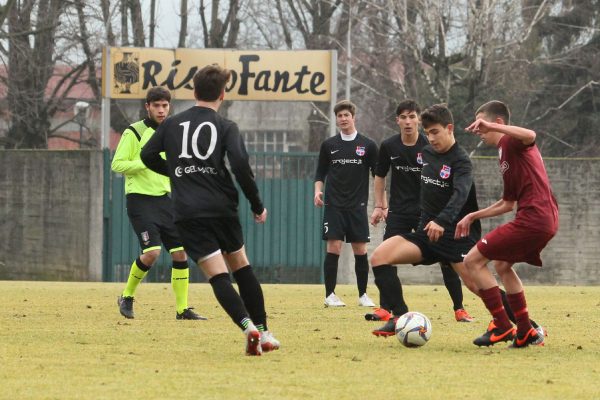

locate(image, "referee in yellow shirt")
[[111, 86, 205, 321]]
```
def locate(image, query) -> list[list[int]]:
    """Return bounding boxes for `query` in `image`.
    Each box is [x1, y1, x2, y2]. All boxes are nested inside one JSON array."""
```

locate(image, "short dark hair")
[[421, 104, 454, 129], [396, 99, 421, 116], [334, 100, 357, 116], [193, 64, 231, 101], [146, 86, 171, 103], [476, 100, 511, 124]]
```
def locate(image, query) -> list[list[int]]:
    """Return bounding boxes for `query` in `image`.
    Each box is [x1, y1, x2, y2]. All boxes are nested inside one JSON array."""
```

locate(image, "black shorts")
[[400, 218, 479, 265], [322, 206, 370, 243], [383, 213, 419, 240], [126, 193, 183, 253], [175, 217, 244, 263]]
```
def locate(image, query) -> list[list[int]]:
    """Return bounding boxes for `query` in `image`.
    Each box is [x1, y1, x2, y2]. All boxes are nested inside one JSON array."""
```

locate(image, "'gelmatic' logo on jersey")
[[421, 175, 450, 188], [332, 158, 363, 165], [175, 165, 218, 177]]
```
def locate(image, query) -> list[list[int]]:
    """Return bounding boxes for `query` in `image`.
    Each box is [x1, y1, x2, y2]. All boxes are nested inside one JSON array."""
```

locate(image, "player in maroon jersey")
[[456, 100, 559, 348]]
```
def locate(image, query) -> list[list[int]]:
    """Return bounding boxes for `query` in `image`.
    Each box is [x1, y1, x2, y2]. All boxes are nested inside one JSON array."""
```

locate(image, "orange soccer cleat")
[[364, 308, 392, 322], [454, 308, 474, 323]]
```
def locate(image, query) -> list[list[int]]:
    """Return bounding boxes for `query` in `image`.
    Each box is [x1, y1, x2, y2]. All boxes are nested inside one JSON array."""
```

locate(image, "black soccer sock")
[[440, 262, 464, 311], [373, 265, 398, 312], [499, 288, 516, 323], [208, 273, 250, 331], [379, 284, 391, 313], [324, 252, 339, 296], [354, 254, 369, 296], [233, 265, 267, 331], [373, 265, 408, 316], [499, 287, 539, 328]]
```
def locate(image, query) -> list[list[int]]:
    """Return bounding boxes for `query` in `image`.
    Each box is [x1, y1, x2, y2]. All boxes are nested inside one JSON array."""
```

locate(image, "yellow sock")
[[122, 259, 148, 297], [171, 267, 189, 314]]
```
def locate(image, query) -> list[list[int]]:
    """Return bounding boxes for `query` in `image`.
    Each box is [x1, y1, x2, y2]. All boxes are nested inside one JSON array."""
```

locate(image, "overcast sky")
[[141, 1, 204, 48]]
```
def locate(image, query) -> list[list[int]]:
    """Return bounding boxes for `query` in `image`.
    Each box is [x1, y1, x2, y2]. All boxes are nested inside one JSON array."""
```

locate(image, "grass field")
[[1, 281, 599, 400]]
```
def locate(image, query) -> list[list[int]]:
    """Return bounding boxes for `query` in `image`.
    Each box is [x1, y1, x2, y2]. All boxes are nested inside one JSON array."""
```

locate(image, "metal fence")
[[103, 151, 325, 284]]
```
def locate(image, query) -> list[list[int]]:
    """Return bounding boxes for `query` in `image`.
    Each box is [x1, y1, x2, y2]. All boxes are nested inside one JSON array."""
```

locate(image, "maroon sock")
[[507, 291, 533, 336], [479, 287, 512, 331]]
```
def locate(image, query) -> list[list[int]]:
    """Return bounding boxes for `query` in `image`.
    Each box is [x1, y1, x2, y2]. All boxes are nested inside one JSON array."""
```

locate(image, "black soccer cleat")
[[118, 295, 134, 319], [176, 307, 207, 320], [508, 327, 544, 348], [372, 317, 398, 337], [473, 320, 515, 347]]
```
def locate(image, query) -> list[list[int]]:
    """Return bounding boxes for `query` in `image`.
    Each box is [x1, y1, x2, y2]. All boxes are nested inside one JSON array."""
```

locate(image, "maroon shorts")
[[476, 220, 556, 267]]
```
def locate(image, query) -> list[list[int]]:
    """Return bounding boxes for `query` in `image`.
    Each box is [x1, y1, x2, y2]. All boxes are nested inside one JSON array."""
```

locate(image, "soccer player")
[[456, 100, 558, 348], [314, 100, 378, 307], [367, 100, 474, 323], [369, 104, 484, 336], [111, 86, 204, 321], [140, 64, 280, 356]]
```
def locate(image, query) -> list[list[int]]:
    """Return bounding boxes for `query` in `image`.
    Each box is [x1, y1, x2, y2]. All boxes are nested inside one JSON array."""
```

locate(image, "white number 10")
[[178, 121, 217, 160]]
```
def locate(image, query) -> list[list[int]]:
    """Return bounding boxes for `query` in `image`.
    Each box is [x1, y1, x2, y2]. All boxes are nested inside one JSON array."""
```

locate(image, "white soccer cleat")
[[324, 293, 346, 307], [358, 293, 376, 307], [260, 331, 281, 352], [244, 324, 262, 356]]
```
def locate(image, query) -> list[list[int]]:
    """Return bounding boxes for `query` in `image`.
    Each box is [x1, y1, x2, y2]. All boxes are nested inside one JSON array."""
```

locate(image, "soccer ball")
[[395, 311, 432, 348]]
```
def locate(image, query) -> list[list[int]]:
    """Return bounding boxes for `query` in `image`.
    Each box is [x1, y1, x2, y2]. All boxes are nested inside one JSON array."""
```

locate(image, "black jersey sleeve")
[[140, 123, 169, 176], [374, 140, 390, 178], [434, 156, 473, 229], [367, 140, 378, 177], [224, 122, 264, 215], [314, 141, 330, 182]]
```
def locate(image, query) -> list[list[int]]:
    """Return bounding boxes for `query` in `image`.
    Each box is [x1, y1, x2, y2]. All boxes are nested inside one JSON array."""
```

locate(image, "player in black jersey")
[[370, 104, 483, 336], [314, 100, 378, 307], [367, 100, 474, 324], [141, 64, 279, 356]]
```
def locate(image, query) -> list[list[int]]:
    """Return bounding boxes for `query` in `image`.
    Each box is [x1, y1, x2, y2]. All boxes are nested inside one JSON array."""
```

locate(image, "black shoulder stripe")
[[127, 125, 141, 141]]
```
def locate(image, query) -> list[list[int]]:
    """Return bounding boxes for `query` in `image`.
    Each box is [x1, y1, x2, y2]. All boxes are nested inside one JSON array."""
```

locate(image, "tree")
[[3, 0, 68, 148], [269, 0, 344, 150]]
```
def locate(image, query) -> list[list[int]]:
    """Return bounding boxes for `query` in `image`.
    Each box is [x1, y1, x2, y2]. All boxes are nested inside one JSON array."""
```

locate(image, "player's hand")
[[424, 221, 444, 242], [466, 118, 493, 134], [455, 214, 473, 239], [314, 191, 324, 207], [254, 208, 267, 224], [370, 208, 386, 226]]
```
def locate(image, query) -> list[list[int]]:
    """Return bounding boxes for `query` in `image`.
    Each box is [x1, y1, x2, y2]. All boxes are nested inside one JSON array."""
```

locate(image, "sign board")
[[102, 47, 334, 102]]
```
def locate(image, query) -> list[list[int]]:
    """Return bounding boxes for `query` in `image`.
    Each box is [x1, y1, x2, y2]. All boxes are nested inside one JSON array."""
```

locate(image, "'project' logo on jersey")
[[355, 146, 365, 156], [416, 152, 423, 165], [440, 165, 451, 179]]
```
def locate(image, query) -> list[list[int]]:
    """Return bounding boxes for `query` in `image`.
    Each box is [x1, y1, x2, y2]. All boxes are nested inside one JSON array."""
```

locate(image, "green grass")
[[1, 282, 599, 400]]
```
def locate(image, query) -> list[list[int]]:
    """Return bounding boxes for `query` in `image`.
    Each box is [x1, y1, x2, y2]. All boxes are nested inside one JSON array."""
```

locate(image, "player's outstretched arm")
[[454, 199, 515, 239], [466, 119, 536, 145]]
